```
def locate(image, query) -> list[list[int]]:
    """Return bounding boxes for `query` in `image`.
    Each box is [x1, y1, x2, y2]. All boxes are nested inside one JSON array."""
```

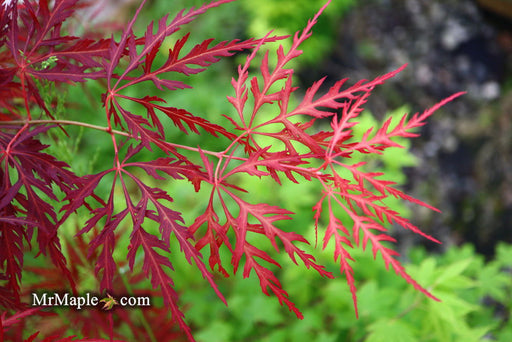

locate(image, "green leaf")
[[477, 262, 510, 301], [366, 319, 416, 342], [407, 257, 437, 285], [433, 256, 473, 286], [195, 321, 234, 342], [358, 281, 403, 318], [495, 242, 512, 268], [423, 290, 484, 341]]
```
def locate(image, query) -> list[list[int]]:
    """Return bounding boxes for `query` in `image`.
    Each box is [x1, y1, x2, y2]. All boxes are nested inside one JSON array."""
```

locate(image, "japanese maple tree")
[[0, 0, 463, 340]]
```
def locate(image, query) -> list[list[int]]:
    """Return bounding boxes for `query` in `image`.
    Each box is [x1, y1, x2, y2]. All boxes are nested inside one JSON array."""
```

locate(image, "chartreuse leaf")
[[195, 321, 234, 342], [366, 319, 416, 342], [424, 290, 488, 342], [476, 261, 510, 301], [228, 272, 283, 336], [495, 242, 512, 267], [286, 308, 329, 342], [432, 258, 475, 289], [406, 256, 437, 286], [358, 281, 401, 317]]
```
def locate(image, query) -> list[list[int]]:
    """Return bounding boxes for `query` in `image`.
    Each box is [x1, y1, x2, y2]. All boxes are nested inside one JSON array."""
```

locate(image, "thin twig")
[[1, 119, 249, 162], [2, 119, 131, 137]]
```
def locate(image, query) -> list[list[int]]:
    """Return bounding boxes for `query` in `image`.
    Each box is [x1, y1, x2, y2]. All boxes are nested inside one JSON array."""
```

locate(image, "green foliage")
[[241, 0, 356, 66], [181, 242, 512, 341]]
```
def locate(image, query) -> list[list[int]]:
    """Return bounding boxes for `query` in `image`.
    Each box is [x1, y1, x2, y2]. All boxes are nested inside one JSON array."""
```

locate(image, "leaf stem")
[[1, 119, 249, 162], [1, 119, 131, 138]]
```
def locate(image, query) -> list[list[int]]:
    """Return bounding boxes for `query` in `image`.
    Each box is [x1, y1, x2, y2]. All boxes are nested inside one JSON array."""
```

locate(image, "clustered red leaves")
[[0, 0, 463, 341]]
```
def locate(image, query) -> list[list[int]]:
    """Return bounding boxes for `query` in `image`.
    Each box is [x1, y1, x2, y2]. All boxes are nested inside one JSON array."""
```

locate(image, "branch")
[[0, 119, 248, 162]]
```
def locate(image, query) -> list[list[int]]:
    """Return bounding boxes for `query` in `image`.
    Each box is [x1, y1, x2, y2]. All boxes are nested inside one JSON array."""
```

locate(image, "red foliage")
[[0, 0, 463, 340]]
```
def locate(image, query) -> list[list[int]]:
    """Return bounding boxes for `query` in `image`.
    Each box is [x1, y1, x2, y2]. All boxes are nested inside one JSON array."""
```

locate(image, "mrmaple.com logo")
[[31, 292, 150, 310]]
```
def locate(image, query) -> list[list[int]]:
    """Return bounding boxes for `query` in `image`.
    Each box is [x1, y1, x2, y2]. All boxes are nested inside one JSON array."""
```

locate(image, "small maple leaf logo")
[[100, 293, 119, 310]]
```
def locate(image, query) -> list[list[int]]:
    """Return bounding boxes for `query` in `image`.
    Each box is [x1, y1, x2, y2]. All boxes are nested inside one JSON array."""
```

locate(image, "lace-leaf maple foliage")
[[0, 0, 463, 340]]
